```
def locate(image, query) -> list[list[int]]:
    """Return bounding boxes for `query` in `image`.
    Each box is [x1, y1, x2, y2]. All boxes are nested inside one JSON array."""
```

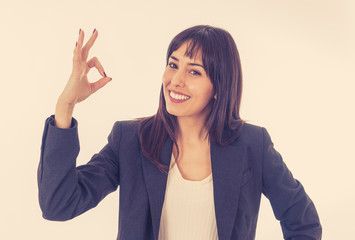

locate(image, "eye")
[[190, 70, 201, 76], [168, 62, 177, 69]]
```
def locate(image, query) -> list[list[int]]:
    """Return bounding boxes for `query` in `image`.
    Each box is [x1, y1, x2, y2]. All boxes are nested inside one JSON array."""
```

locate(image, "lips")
[[168, 90, 190, 103]]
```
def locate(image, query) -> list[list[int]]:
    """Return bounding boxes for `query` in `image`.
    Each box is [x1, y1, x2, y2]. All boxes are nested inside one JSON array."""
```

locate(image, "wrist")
[[57, 94, 77, 108], [55, 98, 75, 129]]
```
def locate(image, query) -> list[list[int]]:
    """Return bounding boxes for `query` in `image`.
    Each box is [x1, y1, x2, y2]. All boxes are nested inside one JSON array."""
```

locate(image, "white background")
[[0, 0, 354, 239]]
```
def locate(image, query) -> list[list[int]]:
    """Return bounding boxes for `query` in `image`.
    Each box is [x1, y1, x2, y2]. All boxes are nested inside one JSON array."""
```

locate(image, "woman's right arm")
[[38, 29, 116, 221], [38, 116, 121, 221]]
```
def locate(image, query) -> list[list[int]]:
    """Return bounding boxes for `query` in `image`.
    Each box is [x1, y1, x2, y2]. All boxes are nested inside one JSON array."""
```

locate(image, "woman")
[[38, 25, 322, 240]]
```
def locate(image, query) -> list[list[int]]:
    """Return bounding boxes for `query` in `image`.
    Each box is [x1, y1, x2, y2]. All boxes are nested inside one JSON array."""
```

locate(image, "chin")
[[165, 106, 183, 117]]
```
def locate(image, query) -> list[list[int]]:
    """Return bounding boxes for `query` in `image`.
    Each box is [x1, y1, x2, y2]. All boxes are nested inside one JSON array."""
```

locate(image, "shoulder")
[[112, 119, 139, 132], [232, 122, 271, 147], [110, 119, 140, 139], [238, 122, 263, 141], [107, 120, 140, 149], [241, 122, 263, 134]]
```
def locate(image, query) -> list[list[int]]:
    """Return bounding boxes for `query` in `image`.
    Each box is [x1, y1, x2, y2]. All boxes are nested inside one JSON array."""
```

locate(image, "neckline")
[[170, 154, 212, 186]]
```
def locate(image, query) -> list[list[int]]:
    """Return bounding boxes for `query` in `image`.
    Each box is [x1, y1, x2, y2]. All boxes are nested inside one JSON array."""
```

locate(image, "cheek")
[[162, 71, 170, 97], [200, 87, 214, 105], [192, 83, 214, 100], [162, 69, 171, 85]]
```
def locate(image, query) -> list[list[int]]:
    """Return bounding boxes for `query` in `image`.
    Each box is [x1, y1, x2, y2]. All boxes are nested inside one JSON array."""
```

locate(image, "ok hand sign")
[[60, 28, 111, 105], [55, 29, 111, 128]]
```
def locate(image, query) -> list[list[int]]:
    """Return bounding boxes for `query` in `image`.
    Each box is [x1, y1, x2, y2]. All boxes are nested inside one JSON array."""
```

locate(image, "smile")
[[169, 90, 190, 103]]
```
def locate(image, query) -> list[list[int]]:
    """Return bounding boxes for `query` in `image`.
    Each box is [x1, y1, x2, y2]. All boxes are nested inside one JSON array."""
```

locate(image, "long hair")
[[138, 25, 245, 174]]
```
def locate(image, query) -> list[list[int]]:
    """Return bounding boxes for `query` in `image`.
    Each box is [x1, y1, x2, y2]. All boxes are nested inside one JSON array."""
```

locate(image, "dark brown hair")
[[138, 25, 245, 174]]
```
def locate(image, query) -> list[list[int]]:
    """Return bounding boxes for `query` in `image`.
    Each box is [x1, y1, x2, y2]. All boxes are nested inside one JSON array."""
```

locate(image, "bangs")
[[166, 25, 226, 80], [166, 26, 210, 62], [167, 36, 211, 76], [184, 39, 202, 61], [168, 38, 203, 60]]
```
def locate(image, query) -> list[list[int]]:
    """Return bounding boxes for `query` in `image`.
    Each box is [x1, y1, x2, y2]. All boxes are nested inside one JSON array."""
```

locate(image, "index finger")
[[82, 29, 98, 60]]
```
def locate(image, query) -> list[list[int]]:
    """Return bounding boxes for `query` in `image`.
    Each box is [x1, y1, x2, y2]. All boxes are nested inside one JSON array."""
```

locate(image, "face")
[[162, 42, 215, 121]]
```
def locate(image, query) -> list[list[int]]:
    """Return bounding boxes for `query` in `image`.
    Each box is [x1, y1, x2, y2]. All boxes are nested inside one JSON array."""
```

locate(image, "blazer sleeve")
[[37, 115, 120, 221], [261, 127, 322, 240]]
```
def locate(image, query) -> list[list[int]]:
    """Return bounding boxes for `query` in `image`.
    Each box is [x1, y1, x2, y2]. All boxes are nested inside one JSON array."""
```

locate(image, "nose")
[[170, 69, 185, 87]]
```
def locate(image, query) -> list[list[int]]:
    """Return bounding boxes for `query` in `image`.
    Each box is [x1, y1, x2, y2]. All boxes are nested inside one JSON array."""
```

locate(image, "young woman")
[[38, 25, 322, 240]]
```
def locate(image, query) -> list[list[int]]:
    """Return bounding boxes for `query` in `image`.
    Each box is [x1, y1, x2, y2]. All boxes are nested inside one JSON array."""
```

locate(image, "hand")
[[59, 28, 111, 106], [55, 29, 111, 128]]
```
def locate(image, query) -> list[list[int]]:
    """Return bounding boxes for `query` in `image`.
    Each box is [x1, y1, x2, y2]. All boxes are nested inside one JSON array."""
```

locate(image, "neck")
[[173, 114, 211, 162], [175, 100, 213, 146], [173, 101, 213, 156], [176, 116, 209, 144]]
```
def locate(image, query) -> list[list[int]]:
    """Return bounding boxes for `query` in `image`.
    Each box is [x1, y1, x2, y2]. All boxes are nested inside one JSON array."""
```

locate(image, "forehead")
[[171, 41, 203, 62]]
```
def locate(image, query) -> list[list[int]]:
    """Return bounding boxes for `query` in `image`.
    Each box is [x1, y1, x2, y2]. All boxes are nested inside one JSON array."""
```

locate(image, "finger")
[[73, 29, 85, 64], [86, 56, 106, 77], [77, 28, 85, 50], [82, 29, 98, 61], [90, 76, 112, 94]]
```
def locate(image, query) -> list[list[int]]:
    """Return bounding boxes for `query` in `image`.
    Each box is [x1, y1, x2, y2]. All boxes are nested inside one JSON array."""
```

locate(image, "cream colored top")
[[158, 154, 219, 240]]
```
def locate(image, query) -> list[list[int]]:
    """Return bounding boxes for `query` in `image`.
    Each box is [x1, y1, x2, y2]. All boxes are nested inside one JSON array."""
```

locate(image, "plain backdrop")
[[0, 0, 354, 239]]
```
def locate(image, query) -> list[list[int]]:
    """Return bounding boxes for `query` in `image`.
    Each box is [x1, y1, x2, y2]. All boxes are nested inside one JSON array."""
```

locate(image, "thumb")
[[90, 76, 112, 94]]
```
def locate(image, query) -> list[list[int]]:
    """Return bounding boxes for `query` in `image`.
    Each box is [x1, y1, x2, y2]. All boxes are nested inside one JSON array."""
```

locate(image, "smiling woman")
[[38, 25, 322, 240]]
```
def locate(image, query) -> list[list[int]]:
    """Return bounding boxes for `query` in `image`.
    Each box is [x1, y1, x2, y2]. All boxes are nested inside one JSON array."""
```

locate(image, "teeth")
[[170, 91, 190, 100]]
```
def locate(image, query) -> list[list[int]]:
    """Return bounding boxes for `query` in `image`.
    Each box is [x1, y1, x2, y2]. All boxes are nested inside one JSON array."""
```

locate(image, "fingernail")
[[93, 28, 96, 34], [110, 78, 112, 81], [104, 72, 107, 77], [79, 28, 81, 35]]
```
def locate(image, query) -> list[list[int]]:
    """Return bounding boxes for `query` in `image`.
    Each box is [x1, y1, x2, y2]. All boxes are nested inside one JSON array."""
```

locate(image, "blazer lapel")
[[141, 137, 173, 240], [210, 140, 248, 240], [142, 136, 248, 240]]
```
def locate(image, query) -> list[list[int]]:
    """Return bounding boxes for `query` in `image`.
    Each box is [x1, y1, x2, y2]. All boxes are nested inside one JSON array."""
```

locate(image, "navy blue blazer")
[[38, 115, 321, 240]]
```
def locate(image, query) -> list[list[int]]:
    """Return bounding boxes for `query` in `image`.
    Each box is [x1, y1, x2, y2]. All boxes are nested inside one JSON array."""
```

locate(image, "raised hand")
[[55, 29, 111, 128], [61, 28, 111, 105]]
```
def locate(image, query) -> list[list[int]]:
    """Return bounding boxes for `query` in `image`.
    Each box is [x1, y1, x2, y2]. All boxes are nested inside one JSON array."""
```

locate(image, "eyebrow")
[[170, 56, 205, 69]]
